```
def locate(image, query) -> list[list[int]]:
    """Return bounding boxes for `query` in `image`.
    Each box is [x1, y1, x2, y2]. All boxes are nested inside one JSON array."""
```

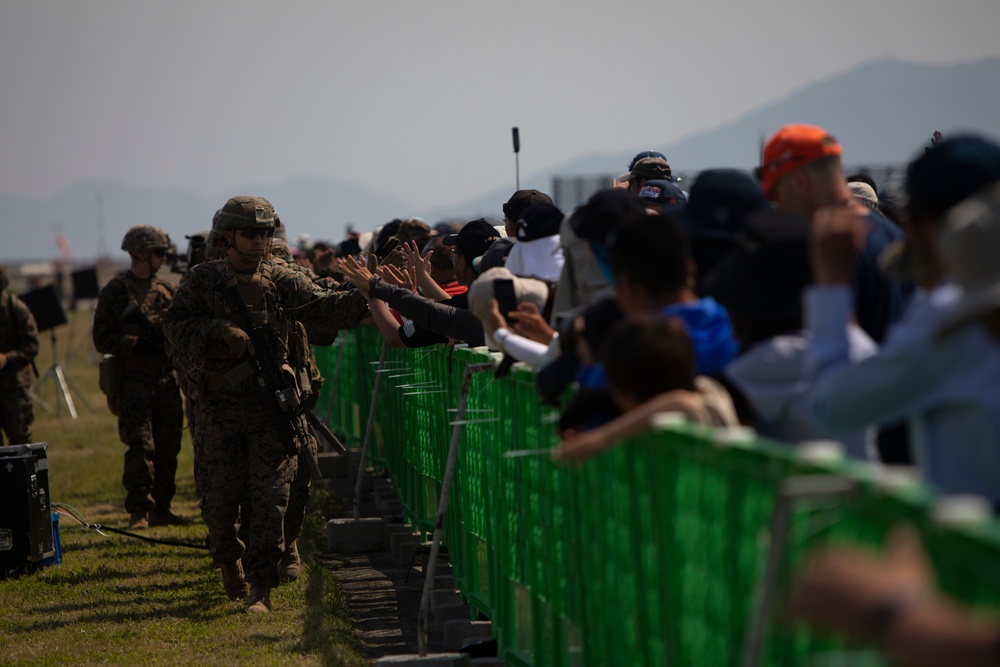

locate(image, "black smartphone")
[[493, 278, 517, 317]]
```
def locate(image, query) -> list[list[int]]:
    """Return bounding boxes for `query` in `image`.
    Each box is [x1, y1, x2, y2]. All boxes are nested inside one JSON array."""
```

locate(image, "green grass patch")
[[0, 310, 367, 666]]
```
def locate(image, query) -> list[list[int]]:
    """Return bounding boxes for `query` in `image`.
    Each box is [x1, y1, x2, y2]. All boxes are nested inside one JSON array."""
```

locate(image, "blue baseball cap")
[[906, 135, 1000, 219], [637, 180, 687, 209], [676, 169, 768, 240]]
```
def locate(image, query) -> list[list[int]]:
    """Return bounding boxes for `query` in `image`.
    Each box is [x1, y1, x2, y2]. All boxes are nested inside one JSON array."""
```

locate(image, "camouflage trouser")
[[282, 430, 317, 547], [237, 429, 315, 552], [0, 385, 33, 446], [188, 403, 203, 500], [197, 392, 297, 588], [117, 371, 184, 514]]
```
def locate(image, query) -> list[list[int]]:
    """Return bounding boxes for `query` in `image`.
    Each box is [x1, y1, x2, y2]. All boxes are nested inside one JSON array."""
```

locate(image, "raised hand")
[[507, 302, 555, 344], [403, 240, 432, 278], [811, 204, 869, 285], [340, 255, 374, 298], [376, 263, 415, 292]]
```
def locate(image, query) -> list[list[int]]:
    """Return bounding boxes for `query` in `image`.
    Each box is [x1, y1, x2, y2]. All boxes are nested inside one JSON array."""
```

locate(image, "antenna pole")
[[512, 127, 520, 190]]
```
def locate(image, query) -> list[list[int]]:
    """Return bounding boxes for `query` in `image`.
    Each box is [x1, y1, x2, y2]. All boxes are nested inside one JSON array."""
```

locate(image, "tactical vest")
[[120, 273, 172, 375], [209, 261, 290, 359]]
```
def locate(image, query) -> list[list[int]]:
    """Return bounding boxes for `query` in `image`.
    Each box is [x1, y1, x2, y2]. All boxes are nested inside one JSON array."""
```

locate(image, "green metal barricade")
[[315, 327, 1000, 667]]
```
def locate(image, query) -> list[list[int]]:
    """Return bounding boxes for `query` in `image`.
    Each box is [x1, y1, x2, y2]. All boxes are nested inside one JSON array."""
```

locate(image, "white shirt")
[[724, 325, 878, 460], [504, 235, 564, 283], [805, 283, 1000, 504], [492, 328, 560, 368]]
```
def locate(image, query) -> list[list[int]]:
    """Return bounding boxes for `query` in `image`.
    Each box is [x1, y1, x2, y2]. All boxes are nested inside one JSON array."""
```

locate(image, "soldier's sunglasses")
[[237, 228, 275, 240], [151, 248, 168, 257]]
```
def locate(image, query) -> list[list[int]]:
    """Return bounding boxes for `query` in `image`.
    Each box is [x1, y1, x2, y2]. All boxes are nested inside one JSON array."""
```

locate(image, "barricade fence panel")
[[316, 328, 1000, 667]]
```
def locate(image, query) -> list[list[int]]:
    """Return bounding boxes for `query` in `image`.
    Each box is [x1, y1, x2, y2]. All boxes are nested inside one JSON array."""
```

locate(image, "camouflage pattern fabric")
[[94, 271, 184, 514], [195, 392, 296, 586], [163, 256, 367, 586], [270, 255, 369, 345], [282, 429, 318, 547], [0, 292, 40, 391], [116, 370, 184, 512], [121, 225, 172, 254], [0, 289, 40, 445], [212, 195, 275, 234], [0, 387, 33, 446]]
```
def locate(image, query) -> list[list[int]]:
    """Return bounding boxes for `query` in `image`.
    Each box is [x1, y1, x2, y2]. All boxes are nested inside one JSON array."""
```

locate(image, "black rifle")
[[222, 278, 321, 480]]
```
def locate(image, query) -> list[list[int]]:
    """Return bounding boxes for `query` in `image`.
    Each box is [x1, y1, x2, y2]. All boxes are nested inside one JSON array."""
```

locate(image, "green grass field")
[[0, 309, 368, 666]]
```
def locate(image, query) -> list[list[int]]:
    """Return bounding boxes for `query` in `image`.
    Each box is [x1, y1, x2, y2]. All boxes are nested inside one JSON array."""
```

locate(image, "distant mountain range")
[[3, 57, 999, 264]]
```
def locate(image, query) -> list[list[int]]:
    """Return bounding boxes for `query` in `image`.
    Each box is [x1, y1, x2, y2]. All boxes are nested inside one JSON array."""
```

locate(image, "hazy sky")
[[2, 0, 1000, 211]]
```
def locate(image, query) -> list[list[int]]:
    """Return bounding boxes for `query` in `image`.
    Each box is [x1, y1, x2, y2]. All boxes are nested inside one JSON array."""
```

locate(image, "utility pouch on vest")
[[98, 353, 123, 416]]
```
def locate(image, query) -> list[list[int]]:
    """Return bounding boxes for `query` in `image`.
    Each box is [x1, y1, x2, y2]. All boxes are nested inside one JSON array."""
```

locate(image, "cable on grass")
[[51, 502, 209, 550]]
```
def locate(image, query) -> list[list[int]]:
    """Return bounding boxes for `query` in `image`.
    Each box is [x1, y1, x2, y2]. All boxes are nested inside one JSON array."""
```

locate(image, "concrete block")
[[374, 488, 397, 506], [384, 521, 415, 545], [379, 497, 402, 513], [396, 540, 424, 567], [443, 620, 492, 651], [431, 561, 453, 578], [324, 477, 355, 500], [317, 452, 346, 479], [434, 602, 471, 632], [374, 654, 470, 667], [431, 589, 461, 614], [380, 501, 405, 523], [434, 574, 456, 591], [350, 472, 374, 494], [325, 517, 385, 553], [390, 531, 421, 562]]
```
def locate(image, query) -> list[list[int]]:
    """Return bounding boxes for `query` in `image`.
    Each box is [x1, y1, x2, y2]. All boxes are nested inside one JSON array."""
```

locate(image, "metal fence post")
[[353, 340, 388, 521], [417, 361, 496, 656]]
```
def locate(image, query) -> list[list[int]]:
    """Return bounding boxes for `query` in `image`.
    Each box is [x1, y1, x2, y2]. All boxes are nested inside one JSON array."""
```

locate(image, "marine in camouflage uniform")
[[0, 263, 40, 446], [266, 223, 373, 583], [163, 195, 367, 613], [93, 226, 186, 530]]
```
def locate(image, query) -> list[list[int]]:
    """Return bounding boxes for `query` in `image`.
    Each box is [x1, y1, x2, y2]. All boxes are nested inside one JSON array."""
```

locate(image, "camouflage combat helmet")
[[121, 225, 172, 254], [211, 195, 276, 235], [273, 214, 287, 241]]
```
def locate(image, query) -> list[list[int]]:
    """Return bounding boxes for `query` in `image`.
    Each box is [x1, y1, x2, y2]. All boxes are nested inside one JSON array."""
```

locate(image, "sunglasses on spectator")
[[237, 228, 275, 240]]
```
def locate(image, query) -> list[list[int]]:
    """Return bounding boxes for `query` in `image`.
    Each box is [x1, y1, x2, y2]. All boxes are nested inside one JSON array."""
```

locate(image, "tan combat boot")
[[220, 561, 249, 601], [278, 541, 301, 584], [246, 583, 272, 613], [129, 511, 149, 530]]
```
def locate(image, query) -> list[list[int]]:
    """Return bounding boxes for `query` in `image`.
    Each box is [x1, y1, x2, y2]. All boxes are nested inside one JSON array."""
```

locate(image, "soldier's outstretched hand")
[[341, 255, 374, 298]]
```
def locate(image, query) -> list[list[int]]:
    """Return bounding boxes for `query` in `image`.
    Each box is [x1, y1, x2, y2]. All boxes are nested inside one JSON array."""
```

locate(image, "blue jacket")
[[660, 297, 739, 376]]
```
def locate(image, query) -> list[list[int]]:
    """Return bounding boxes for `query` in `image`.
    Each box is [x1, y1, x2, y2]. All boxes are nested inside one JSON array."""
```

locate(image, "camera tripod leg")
[[30, 389, 57, 416], [53, 365, 78, 419], [60, 366, 95, 414]]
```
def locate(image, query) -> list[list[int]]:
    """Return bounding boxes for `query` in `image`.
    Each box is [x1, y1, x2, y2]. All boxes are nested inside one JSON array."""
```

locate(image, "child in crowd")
[[554, 315, 738, 463]]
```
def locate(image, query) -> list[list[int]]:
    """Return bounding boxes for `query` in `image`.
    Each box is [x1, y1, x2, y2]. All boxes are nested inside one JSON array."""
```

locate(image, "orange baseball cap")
[[758, 124, 842, 196]]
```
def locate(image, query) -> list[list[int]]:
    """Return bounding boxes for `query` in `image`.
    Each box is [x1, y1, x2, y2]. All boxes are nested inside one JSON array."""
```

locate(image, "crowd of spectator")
[[270, 127, 1000, 658]]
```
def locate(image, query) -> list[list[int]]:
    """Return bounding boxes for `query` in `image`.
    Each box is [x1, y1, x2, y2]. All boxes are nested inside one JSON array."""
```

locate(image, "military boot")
[[129, 511, 148, 530], [220, 561, 249, 601], [278, 541, 301, 584], [246, 583, 272, 613]]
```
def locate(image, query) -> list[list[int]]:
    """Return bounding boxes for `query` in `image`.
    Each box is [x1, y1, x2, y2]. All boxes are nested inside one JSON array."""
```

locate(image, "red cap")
[[759, 124, 842, 196]]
